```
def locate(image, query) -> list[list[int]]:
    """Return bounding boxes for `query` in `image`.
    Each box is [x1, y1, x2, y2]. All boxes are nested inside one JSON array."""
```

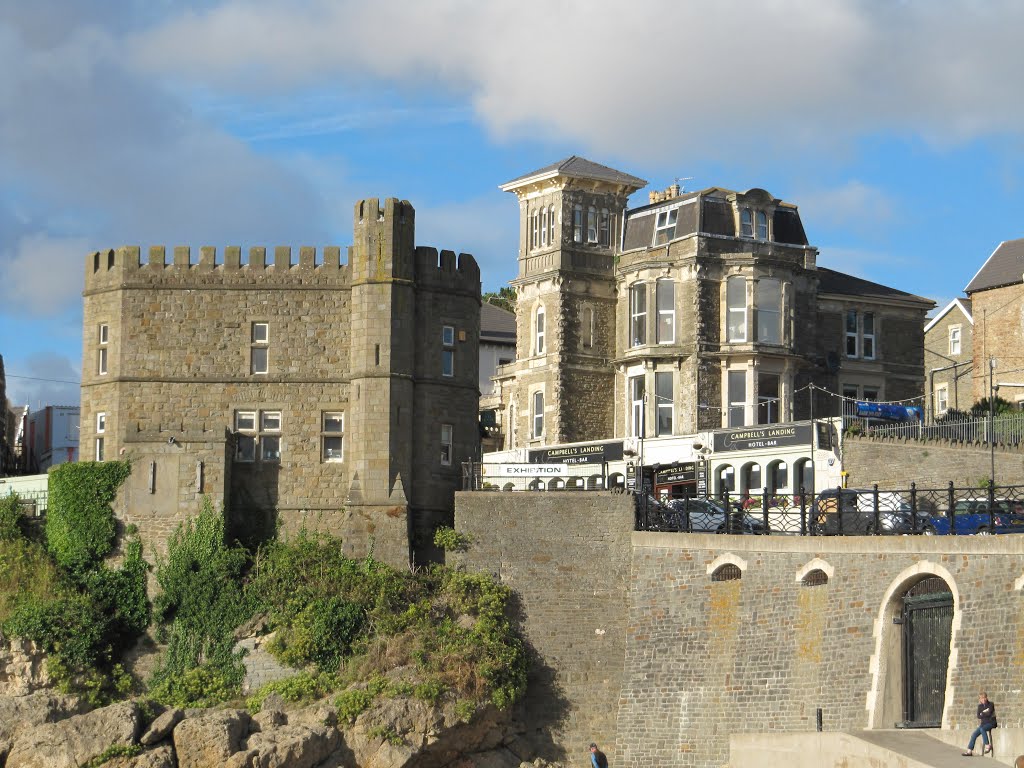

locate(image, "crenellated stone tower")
[[80, 199, 480, 567], [496, 157, 646, 447]]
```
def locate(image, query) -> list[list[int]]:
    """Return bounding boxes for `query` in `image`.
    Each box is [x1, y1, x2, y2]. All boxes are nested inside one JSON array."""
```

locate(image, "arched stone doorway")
[[868, 565, 959, 729]]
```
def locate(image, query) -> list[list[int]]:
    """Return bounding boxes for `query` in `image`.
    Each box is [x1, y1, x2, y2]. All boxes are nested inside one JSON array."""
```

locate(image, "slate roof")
[[816, 267, 934, 307], [964, 238, 1024, 294], [500, 156, 647, 191], [481, 302, 516, 344]]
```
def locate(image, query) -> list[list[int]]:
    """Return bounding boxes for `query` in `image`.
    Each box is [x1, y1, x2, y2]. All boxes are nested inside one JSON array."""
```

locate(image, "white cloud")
[[129, 0, 1024, 160], [4, 352, 81, 410], [794, 180, 899, 241], [0, 233, 92, 314]]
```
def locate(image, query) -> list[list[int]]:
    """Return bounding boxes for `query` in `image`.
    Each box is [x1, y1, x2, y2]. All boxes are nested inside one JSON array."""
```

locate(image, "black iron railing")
[[636, 482, 1024, 536]]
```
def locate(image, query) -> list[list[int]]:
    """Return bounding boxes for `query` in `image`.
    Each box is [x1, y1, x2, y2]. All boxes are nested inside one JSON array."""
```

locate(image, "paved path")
[[856, 729, 988, 766]]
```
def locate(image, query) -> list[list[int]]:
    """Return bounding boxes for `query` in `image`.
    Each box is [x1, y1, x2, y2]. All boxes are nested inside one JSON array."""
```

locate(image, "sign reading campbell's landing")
[[528, 441, 624, 465], [713, 423, 812, 452]]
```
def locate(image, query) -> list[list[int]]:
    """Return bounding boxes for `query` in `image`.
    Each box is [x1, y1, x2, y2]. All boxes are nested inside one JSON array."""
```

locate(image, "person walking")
[[589, 743, 608, 768], [963, 691, 996, 756]]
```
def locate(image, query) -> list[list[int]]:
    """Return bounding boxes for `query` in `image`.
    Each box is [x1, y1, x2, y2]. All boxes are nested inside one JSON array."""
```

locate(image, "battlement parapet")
[[84, 245, 351, 291], [414, 247, 481, 295]]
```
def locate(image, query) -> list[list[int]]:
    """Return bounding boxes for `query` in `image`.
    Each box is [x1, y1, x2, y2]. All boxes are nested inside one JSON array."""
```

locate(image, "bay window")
[[656, 280, 675, 344], [630, 283, 647, 347], [727, 276, 747, 342]]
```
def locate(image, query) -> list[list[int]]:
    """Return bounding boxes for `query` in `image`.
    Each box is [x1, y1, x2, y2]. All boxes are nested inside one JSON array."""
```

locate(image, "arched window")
[[741, 462, 761, 495], [587, 475, 603, 489], [712, 564, 742, 582], [547, 478, 565, 490], [599, 209, 611, 246], [528, 478, 544, 491], [548, 205, 556, 245], [767, 460, 788, 496], [587, 206, 598, 243], [573, 205, 584, 242], [656, 280, 675, 343], [794, 458, 814, 495], [740, 208, 753, 237], [532, 391, 544, 438], [608, 472, 625, 489], [717, 465, 735, 495], [802, 569, 829, 587], [535, 306, 545, 355], [756, 210, 768, 240]]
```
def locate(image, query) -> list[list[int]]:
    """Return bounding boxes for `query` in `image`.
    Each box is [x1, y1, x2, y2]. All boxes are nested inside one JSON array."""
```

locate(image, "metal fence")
[[3, 489, 48, 518], [842, 408, 1024, 445], [636, 482, 1024, 536]]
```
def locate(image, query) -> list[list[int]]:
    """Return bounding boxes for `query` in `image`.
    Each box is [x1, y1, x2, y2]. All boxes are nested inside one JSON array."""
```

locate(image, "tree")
[[482, 287, 516, 314]]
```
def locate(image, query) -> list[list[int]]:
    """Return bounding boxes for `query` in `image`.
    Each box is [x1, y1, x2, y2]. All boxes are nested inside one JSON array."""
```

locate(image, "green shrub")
[[149, 497, 252, 707], [433, 526, 469, 552], [46, 461, 131, 572], [82, 744, 143, 768], [0, 538, 63, 624], [246, 672, 337, 713], [334, 688, 373, 722], [0, 493, 23, 541], [270, 596, 364, 671], [413, 679, 444, 705], [147, 664, 240, 709]]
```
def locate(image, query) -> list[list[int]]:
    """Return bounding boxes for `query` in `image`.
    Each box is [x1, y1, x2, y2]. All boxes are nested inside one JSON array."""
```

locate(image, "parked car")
[[922, 498, 1024, 535], [811, 488, 915, 535], [666, 497, 767, 535]]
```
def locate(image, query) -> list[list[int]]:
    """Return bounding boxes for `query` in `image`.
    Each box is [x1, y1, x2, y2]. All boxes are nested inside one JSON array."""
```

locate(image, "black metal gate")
[[901, 578, 953, 727]]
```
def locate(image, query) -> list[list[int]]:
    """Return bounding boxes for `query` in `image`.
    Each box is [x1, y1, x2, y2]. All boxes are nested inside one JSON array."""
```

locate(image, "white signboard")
[[482, 464, 569, 476]]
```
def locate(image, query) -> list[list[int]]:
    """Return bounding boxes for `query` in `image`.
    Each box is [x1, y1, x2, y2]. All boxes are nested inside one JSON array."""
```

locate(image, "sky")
[[2, 0, 1024, 408]]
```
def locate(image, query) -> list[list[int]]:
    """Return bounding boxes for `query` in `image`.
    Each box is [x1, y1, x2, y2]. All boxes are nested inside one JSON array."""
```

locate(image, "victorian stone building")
[[493, 156, 933, 449], [965, 237, 1024, 407], [923, 297, 973, 417], [80, 198, 480, 566]]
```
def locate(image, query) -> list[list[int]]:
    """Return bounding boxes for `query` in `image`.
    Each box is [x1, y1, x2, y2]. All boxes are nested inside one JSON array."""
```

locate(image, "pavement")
[[856, 729, 997, 766]]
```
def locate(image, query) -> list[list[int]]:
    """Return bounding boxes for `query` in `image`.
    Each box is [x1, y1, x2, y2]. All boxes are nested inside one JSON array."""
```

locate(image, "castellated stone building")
[[493, 157, 933, 449], [80, 198, 481, 567]]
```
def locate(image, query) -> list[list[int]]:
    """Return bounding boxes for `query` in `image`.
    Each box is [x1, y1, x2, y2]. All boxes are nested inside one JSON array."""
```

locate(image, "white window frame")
[[656, 280, 675, 344], [758, 372, 781, 425], [548, 204, 556, 245], [845, 309, 859, 358], [442, 324, 455, 377], [95, 437, 104, 462], [630, 375, 645, 437], [726, 276, 747, 343], [251, 322, 269, 374], [587, 206, 598, 243], [862, 312, 876, 360], [653, 208, 678, 245], [235, 410, 257, 462], [629, 283, 647, 347], [535, 306, 545, 355], [756, 278, 782, 345], [740, 208, 753, 238], [532, 391, 544, 438], [97, 323, 109, 376], [573, 205, 583, 243], [322, 412, 344, 462], [96, 412, 106, 433], [949, 325, 962, 356], [599, 209, 610, 246], [441, 423, 453, 466], [531, 210, 540, 250], [540, 207, 548, 247], [260, 410, 282, 462], [728, 369, 747, 427], [935, 384, 949, 415], [756, 210, 768, 240], [581, 305, 594, 349], [655, 371, 673, 437]]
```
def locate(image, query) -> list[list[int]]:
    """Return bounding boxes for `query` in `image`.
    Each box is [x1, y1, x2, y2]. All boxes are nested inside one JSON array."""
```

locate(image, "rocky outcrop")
[[173, 709, 250, 768], [5, 700, 139, 768], [0, 638, 50, 697], [0, 686, 562, 768], [0, 692, 89, 765]]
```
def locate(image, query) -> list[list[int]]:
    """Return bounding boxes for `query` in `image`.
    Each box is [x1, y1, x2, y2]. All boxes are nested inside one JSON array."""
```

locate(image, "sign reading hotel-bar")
[[528, 441, 624, 465], [712, 423, 812, 452]]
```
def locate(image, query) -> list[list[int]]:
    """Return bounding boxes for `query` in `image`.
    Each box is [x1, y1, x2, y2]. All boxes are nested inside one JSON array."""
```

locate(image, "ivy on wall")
[[46, 460, 132, 572]]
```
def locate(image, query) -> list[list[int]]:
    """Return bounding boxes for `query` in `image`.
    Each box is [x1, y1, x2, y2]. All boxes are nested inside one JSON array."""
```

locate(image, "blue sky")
[[2, 0, 1024, 408]]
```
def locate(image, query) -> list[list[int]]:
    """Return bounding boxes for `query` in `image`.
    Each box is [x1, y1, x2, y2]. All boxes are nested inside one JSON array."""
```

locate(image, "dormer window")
[[587, 206, 598, 243], [654, 208, 678, 245], [756, 210, 768, 240], [573, 205, 583, 243], [741, 208, 753, 238]]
